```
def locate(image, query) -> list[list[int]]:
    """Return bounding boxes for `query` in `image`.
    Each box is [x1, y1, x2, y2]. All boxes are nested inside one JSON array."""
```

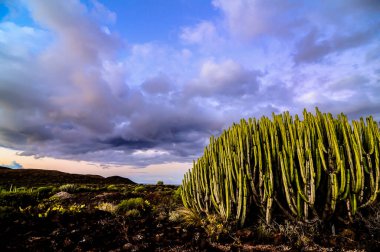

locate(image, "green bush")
[[58, 184, 78, 193], [125, 209, 141, 218], [36, 186, 53, 198], [76, 185, 95, 192], [133, 185, 145, 193], [0, 191, 38, 207], [116, 197, 150, 215], [36, 203, 86, 218], [106, 184, 118, 191], [97, 202, 117, 213], [170, 207, 202, 227], [157, 180, 164, 185]]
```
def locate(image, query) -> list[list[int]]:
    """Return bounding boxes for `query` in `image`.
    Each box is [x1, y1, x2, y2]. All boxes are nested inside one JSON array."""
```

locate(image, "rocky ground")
[[1, 167, 380, 251]]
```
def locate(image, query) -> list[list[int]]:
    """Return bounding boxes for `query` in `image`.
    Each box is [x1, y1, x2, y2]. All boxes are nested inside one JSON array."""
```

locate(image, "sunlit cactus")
[[181, 108, 380, 227]]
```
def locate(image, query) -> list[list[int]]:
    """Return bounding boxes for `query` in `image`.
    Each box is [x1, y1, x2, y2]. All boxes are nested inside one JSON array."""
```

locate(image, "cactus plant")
[[181, 108, 380, 227]]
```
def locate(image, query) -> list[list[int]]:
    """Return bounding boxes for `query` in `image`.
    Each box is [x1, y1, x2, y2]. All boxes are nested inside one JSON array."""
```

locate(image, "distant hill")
[[0, 167, 135, 187]]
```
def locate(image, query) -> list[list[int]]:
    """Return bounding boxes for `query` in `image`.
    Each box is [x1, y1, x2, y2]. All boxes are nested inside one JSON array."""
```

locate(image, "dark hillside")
[[0, 168, 135, 187]]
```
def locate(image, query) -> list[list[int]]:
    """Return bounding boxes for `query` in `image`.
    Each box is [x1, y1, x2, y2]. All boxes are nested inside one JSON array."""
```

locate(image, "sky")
[[0, 0, 379, 184]]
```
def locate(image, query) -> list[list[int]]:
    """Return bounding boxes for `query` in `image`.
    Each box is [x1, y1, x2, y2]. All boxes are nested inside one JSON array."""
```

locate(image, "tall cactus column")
[[181, 108, 380, 227]]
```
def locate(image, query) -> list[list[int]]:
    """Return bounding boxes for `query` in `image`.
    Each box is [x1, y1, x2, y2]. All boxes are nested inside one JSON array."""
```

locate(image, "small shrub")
[[36, 186, 53, 199], [58, 184, 78, 193], [77, 185, 94, 192], [97, 202, 117, 213], [157, 180, 164, 185], [38, 203, 85, 218], [168, 210, 182, 223], [202, 214, 231, 241], [0, 191, 38, 207], [116, 197, 150, 215], [255, 219, 276, 240], [68, 203, 86, 213], [107, 184, 118, 191], [172, 207, 230, 241], [133, 185, 145, 193], [125, 209, 141, 218], [174, 207, 202, 227]]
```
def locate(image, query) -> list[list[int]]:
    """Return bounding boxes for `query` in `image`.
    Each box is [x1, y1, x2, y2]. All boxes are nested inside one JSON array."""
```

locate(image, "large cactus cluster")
[[181, 108, 380, 226]]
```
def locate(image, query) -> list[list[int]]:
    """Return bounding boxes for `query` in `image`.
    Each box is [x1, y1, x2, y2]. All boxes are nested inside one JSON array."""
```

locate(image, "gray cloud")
[[141, 73, 173, 95], [294, 25, 380, 64], [186, 60, 262, 97]]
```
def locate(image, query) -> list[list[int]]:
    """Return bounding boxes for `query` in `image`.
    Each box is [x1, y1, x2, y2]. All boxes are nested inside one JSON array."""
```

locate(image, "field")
[[1, 166, 380, 251]]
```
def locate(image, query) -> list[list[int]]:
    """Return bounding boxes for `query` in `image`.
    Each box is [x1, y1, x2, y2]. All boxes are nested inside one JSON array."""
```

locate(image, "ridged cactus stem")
[[181, 108, 380, 227]]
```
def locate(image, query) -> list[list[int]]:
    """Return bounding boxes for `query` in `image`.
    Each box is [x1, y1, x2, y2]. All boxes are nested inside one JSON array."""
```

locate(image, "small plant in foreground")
[[172, 207, 202, 227], [97, 202, 117, 213], [168, 210, 182, 223], [125, 209, 141, 218], [133, 185, 145, 193], [58, 184, 78, 193], [36, 186, 53, 198], [0, 190, 38, 207], [201, 214, 232, 241], [116, 197, 150, 215], [107, 184, 118, 191], [37, 203, 86, 218]]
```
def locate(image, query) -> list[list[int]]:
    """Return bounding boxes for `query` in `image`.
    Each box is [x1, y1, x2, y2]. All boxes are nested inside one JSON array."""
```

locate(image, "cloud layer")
[[0, 0, 379, 169]]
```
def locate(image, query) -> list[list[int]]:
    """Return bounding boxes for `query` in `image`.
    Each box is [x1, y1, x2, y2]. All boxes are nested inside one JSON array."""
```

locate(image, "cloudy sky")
[[0, 0, 379, 184]]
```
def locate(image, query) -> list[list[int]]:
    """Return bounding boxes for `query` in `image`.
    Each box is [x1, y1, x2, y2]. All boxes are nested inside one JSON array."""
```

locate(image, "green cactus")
[[181, 108, 380, 227]]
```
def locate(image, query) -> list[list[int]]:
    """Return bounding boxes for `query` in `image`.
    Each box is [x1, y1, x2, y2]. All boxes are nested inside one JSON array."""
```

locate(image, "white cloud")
[[180, 21, 222, 45], [212, 0, 299, 40], [186, 59, 262, 97], [132, 149, 170, 158]]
